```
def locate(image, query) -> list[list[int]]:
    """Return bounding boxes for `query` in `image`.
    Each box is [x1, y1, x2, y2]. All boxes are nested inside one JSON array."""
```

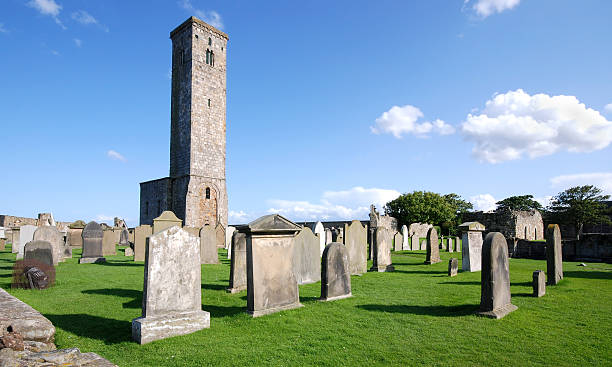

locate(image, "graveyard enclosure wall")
[[463, 209, 543, 241], [508, 234, 612, 263]]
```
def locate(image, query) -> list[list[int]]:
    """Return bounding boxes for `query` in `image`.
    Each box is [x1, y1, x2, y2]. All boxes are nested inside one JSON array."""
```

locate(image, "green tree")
[[547, 185, 611, 239], [495, 195, 543, 212], [384, 191, 456, 230], [443, 193, 473, 235]]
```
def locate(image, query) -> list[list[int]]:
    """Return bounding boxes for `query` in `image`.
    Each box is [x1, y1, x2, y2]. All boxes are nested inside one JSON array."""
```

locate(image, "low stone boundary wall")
[[508, 234, 612, 263]]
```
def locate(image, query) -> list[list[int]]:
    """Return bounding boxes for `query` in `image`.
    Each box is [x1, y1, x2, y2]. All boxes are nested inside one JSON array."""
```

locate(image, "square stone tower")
[[139, 17, 228, 228]]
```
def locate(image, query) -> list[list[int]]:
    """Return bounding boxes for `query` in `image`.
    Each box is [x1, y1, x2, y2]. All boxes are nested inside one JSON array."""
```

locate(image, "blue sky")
[[1, 0, 611, 227]]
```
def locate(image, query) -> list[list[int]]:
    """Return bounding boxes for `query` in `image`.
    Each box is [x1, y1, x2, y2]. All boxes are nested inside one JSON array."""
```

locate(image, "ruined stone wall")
[[0, 215, 37, 228], [463, 209, 543, 240]]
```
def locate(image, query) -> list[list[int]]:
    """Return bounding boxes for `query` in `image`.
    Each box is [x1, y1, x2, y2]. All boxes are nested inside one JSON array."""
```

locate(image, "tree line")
[[383, 185, 611, 238]]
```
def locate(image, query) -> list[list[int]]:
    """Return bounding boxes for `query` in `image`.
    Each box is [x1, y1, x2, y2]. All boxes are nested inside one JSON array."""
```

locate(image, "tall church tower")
[[140, 17, 228, 228]]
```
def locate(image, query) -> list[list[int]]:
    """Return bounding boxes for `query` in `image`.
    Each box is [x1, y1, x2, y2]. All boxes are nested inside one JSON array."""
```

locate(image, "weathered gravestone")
[[460, 222, 485, 272], [215, 223, 226, 248], [24, 240, 55, 266], [393, 232, 403, 252], [11, 227, 20, 253], [102, 230, 117, 256], [225, 226, 236, 250], [455, 236, 461, 252], [425, 227, 441, 265], [200, 225, 219, 264], [546, 224, 563, 285], [411, 234, 419, 251], [68, 228, 83, 248], [152, 211, 182, 234], [291, 227, 321, 285], [132, 226, 209, 344], [448, 258, 458, 277], [227, 231, 247, 293], [183, 226, 201, 239], [17, 225, 37, 260], [325, 228, 332, 245], [320, 242, 352, 301], [134, 225, 152, 262], [32, 226, 63, 265], [440, 236, 447, 251], [371, 227, 394, 272], [79, 221, 105, 264], [313, 221, 325, 256], [119, 229, 130, 246], [344, 220, 368, 275], [448, 237, 454, 253], [401, 225, 409, 250], [420, 238, 427, 251], [533, 270, 545, 297], [478, 232, 518, 319], [246, 214, 303, 317]]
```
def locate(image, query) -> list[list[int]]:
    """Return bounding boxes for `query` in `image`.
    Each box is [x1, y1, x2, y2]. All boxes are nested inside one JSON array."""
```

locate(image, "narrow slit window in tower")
[[206, 187, 210, 199]]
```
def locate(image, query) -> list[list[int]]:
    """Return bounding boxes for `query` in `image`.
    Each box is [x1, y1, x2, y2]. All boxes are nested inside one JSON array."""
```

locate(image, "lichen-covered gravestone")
[[24, 240, 55, 266], [371, 227, 394, 272], [200, 225, 219, 264], [134, 225, 152, 262], [291, 227, 321, 285], [246, 214, 303, 317], [227, 231, 247, 293], [132, 226, 209, 344], [459, 222, 485, 272], [344, 220, 367, 275], [32, 226, 63, 265], [320, 242, 352, 301], [546, 224, 563, 285], [533, 270, 545, 297], [448, 258, 458, 277], [478, 232, 518, 319], [425, 227, 441, 264], [17, 225, 37, 260], [79, 221, 105, 264]]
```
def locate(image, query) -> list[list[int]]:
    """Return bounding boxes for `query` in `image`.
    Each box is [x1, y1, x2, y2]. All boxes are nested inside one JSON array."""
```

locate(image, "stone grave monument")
[[200, 225, 219, 264], [24, 240, 55, 266], [102, 230, 117, 256], [79, 222, 105, 264], [459, 222, 485, 272], [33, 226, 63, 265], [320, 242, 352, 301], [546, 224, 563, 285], [134, 225, 152, 262], [227, 231, 247, 293], [448, 258, 458, 277], [425, 227, 441, 264], [291, 227, 321, 285], [344, 220, 367, 275], [313, 221, 325, 256], [533, 270, 545, 297], [152, 211, 182, 234], [17, 225, 37, 260], [371, 226, 394, 272]]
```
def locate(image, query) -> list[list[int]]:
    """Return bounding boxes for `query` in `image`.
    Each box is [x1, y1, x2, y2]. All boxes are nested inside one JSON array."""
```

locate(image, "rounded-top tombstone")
[[33, 226, 63, 265], [320, 242, 352, 301], [425, 227, 441, 264], [478, 232, 517, 319], [24, 240, 55, 266], [80, 221, 105, 264]]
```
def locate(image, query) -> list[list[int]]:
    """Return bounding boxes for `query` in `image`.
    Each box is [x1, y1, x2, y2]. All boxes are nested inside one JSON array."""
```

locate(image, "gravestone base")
[[320, 293, 352, 302], [424, 259, 441, 265], [78, 257, 106, 264], [477, 303, 518, 319], [370, 265, 395, 272], [132, 310, 210, 345], [226, 286, 245, 294], [247, 302, 303, 318]]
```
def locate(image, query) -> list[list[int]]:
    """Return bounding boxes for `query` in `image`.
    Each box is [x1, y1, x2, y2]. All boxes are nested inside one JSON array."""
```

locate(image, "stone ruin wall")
[[463, 209, 544, 240], [407, 223, 433, 238]]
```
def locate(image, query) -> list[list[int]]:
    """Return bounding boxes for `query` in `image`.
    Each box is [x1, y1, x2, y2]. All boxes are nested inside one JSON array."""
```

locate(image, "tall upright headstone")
[[227, 231, 247, 293], [215, 223, 226, 248], [313, 221, 325, 256], [33, 226, 63, 265], [344, 220, 367, 275], [134, 225, 152, 262], [245, 214, 302, 317], [291, 227, 321, 285], [102, 230, 117, 256], [448, 258, 458, 277], [393, 232, 403, 252], [200, 225, 219, 264], [320, 242, 352, 301], [411, 234, 419, 251], [401, 225, 409, 250], [478, 232, 517, 319], [448, 237, 454, 253], [533, 270, 545, 297], [24, 240, 55, 266], [119, 229, 130, 246], [455, 236, 461, 252], [132, 226, 209, 344], [11, 227, 20, 253], [225, 226, 236, 250], [17, 225, 37, 260], [152, 211, 182, 234], [546, 224, 563, 285], [371, 227, 394, 272], [325, 228, 332, 245], [459, 222, 485, 272], [425, 227, 441, 264], [79, 221, 105, 264]]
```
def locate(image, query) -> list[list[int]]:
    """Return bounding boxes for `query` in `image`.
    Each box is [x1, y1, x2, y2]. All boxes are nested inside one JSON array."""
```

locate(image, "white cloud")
[[461, 89, 612, 163], [371, 105, 455, 139], [267, 187, 401, 222], [229, 210, 250, 222], [27, 0, 66, 29], [73, 38, 82, 47], [96, 214, 113, 223], [550, 172, 612, 195], [71, 10, 109, 32], [0, 23, 8, 33], [469, 194, 497, 212], [107, 149, 126, 162], [605, 103, 612, 113], [471, 0, 521, 18], [179, 0, 223, 29]]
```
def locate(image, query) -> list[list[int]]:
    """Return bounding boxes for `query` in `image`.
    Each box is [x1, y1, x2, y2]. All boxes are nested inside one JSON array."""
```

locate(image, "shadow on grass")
[[0, 273, 12, 278], [0, 265, 13, 270], [45, 314, 132, 344], [357, 303, 478, 317], [202, 283, 228, 291], [94, 261, 143, 267], [203, 304, 244, 318], [393, 270, 448, 275], [564, 271, 612, 280], [299, 296, 320, 303], [442, 281, 480, 285], [512, 292, 534, 298], [82, 288, 142, 309]]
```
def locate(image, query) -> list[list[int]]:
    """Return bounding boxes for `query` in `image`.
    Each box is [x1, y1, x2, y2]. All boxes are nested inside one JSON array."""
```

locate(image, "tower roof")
[[170, 16, 229, 40]]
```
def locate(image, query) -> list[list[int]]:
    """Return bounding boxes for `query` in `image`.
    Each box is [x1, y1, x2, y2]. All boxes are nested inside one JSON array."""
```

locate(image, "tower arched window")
[[206, 187, 210, 199], [210, 51, 214, 67], [208, 37, 212, 46], [206, 50, 210, 65]]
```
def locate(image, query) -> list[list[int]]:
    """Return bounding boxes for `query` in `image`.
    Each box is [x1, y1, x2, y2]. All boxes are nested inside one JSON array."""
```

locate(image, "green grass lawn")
[[1, 244, 611, 366]]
